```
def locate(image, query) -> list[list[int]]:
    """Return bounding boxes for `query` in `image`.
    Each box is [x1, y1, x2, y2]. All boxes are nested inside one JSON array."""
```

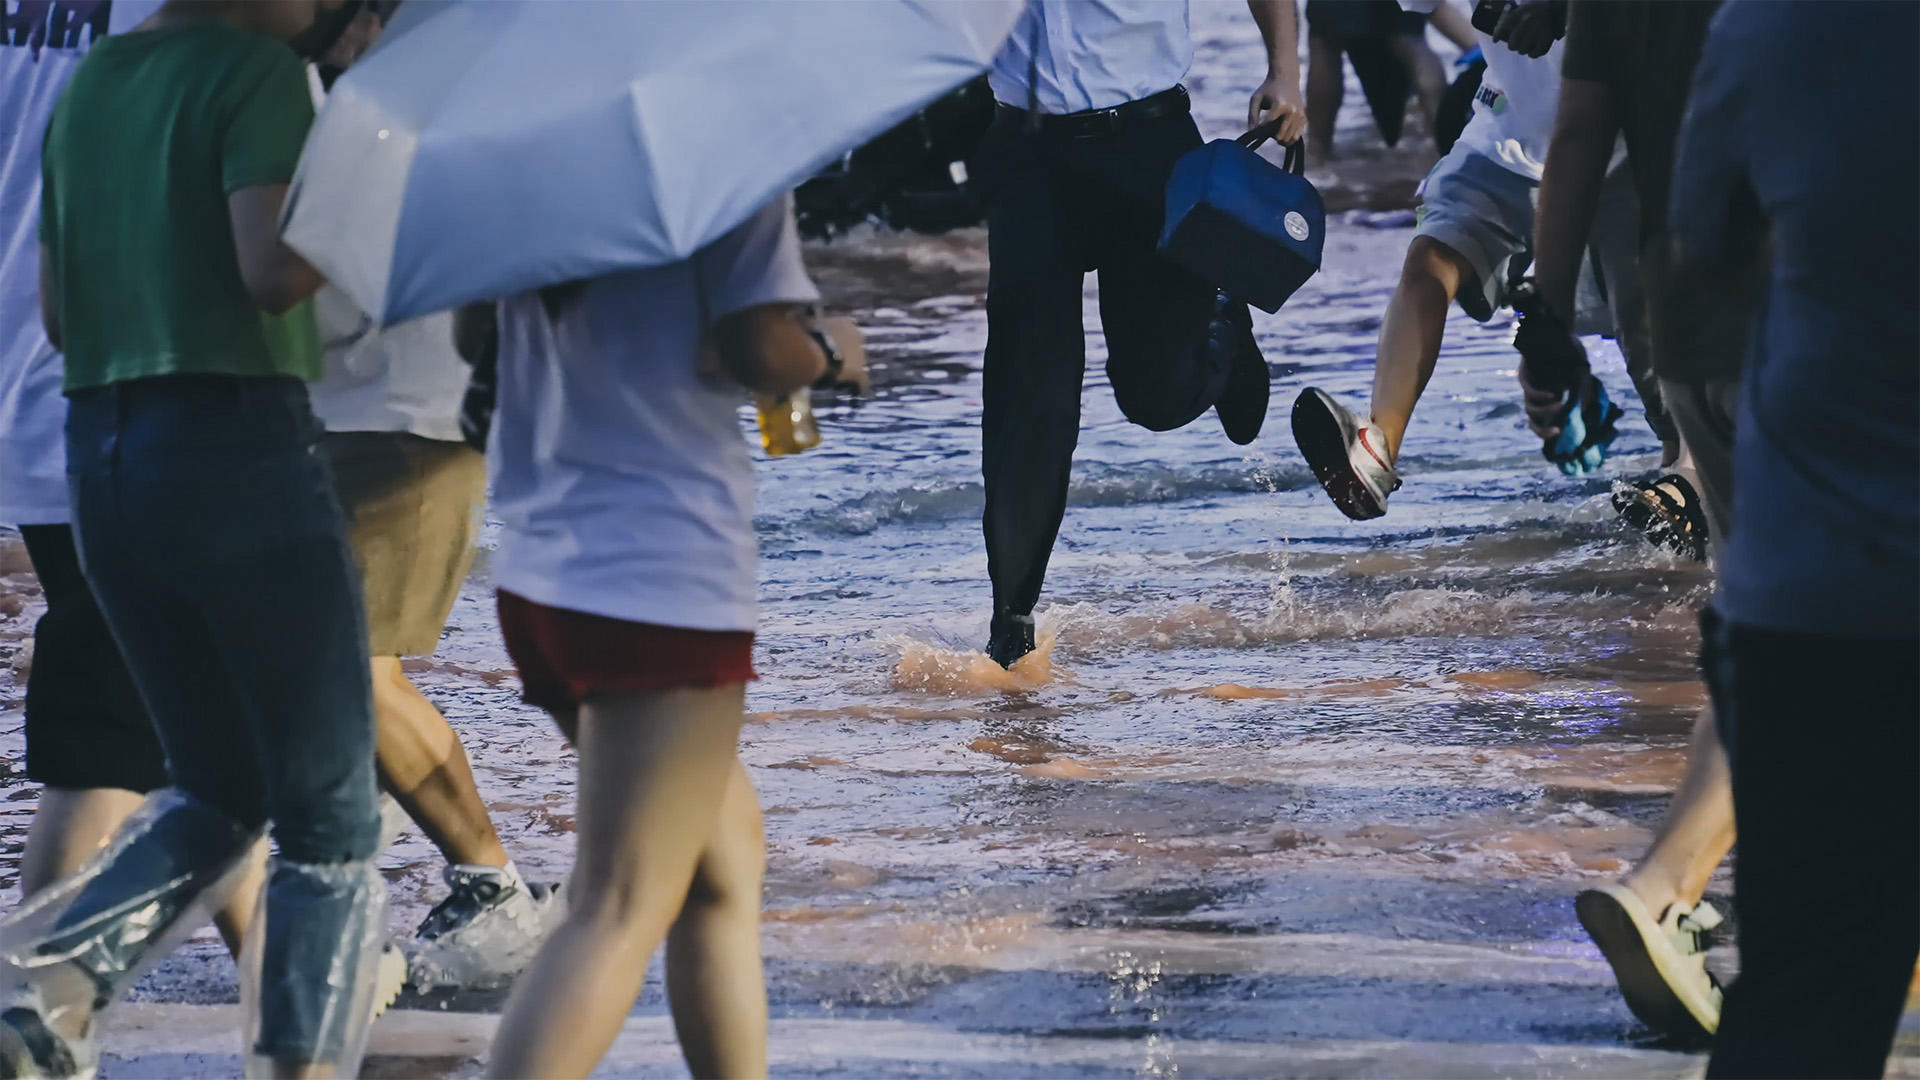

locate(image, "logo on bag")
[[1284, 211, 1310, 242]]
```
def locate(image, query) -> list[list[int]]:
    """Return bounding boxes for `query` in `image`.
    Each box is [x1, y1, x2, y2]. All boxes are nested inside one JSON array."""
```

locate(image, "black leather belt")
[[997, 85, 1190, 137]]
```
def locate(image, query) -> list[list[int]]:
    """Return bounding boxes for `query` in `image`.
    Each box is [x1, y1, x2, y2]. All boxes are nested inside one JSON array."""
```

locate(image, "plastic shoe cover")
[[0, 790, 259, 1045], [0, 983, 98, 1079], [241, 859, 387, 1079], [408, 867, 563, 991], [369, 946, 407, 1020]]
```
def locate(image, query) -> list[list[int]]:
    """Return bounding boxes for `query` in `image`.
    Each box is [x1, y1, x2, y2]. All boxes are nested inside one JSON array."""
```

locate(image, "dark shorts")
[[18, 524, 168, 794], [497, 589, 755, 713], [1306, 0, 1427, 42]]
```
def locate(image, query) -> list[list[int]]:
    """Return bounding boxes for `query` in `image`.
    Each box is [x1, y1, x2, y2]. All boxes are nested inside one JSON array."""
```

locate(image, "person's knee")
[[682, 830, 765, 921], [1113, 384, 1198, 432], [562, 873, 668, 954], [269, 785, 381, 865], [173, 772, 269, 836], [1404, 235, 1472, 285]]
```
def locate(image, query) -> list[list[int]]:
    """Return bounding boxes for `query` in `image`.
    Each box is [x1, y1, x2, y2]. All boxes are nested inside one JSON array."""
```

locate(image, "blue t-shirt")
[[1670, 1, 1918, 639]]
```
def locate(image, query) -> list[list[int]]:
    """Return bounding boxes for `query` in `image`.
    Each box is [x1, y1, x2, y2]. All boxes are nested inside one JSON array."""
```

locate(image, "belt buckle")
[[1074, 106, 1123, 138]]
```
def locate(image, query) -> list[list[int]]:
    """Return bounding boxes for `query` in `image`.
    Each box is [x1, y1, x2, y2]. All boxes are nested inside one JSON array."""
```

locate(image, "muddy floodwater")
[[1, 8, 1915, 1077]]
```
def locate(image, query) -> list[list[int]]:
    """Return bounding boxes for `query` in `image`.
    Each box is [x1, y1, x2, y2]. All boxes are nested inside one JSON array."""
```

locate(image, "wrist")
[[806, 324, 844, 390]]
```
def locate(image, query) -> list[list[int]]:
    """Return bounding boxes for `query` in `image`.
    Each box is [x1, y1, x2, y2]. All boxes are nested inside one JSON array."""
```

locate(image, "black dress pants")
[[1702, 608, 1919, 1079], [978, 104, 1231, 619]]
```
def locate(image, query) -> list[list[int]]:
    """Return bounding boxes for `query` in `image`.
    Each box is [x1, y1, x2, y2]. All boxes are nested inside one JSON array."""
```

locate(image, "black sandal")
[[1612, 473, 1709, 561]]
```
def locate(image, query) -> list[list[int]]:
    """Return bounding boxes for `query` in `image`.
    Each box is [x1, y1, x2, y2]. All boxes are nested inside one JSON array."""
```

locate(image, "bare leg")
[[22, 787, 263, 958], [1306, 34, 1343, 161], [1427, 3, 1477, 51], [1369, 235, 1472, 459], [486, 685, 754, 1079], [666, 760, 768, 1079], [1385, 33, 1448, 134], [19, 787, 145, 898], [369, 656, 508, 869], [1620, 704, 1735, 916]]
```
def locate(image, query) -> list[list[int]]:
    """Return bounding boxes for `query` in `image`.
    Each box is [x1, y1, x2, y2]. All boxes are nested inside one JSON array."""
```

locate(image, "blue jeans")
[[61, 374, 381, 1056]]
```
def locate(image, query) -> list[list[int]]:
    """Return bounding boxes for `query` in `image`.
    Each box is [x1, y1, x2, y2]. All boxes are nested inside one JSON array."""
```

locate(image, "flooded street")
[[0, 6, 1912, 1076]]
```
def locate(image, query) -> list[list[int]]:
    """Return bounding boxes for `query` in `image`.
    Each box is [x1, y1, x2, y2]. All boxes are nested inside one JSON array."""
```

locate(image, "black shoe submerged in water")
[[1612, 473, 1709, 561], [986, 611, 1036, 670], [1211, 293, 1268, 446]]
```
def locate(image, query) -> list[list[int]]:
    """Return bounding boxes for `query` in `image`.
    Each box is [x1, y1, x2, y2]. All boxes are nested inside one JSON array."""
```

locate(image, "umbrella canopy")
[[282, 0, 1021, 324]]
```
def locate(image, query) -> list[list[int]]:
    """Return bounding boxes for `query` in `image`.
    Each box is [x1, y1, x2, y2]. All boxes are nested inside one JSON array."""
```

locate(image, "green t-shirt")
[[41, 22, 319, 393]]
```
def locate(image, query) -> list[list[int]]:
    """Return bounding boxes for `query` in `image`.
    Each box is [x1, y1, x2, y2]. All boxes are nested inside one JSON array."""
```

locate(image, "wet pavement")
[[2, 7, 1917, 1077]]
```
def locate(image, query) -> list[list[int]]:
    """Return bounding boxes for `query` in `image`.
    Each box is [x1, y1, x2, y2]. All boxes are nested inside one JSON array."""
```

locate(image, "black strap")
[[1237, 120, 1304, 175]]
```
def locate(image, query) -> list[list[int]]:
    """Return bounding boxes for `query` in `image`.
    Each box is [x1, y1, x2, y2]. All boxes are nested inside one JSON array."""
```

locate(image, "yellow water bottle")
[[756, 392, 821, 456]]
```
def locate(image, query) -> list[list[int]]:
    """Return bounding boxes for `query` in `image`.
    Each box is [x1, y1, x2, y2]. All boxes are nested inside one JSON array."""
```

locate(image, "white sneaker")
[[1576, 883, 1723, 1040], [1290, 387, 1401, 520], [407, 865, 563, 991]]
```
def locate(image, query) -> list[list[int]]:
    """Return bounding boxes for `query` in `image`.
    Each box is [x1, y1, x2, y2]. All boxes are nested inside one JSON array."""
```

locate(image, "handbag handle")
[[1237, 119, 1304, 176]]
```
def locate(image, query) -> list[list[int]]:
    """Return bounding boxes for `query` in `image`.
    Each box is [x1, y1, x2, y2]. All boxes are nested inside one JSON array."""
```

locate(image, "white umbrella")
[[282, 0, 1021, 325]]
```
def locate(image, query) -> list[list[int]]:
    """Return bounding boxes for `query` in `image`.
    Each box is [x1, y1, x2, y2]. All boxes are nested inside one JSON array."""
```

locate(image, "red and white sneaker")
[[1291, 387, 1401, 521]]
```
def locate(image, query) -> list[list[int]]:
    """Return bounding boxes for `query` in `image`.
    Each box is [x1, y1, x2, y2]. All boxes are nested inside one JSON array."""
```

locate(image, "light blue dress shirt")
[[988, 0, 1193, 115]]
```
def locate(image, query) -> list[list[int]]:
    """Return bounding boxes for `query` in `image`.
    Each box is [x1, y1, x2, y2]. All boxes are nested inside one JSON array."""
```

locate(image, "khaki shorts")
[[320, 431, 485, 658]]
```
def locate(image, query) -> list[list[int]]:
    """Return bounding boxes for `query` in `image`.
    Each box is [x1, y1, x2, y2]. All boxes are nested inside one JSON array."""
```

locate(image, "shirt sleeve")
[[1559, 1, 1612, 84], [1397, 1, 1443, 14], [221, 45, 317, 193], [1667, 8, 1761, 270], [696, 196, 820, 323]]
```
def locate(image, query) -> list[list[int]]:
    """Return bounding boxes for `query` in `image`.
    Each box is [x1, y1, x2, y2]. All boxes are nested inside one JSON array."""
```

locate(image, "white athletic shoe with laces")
[[1291, 387, 1402, 520], [406, 864, 563, 991]]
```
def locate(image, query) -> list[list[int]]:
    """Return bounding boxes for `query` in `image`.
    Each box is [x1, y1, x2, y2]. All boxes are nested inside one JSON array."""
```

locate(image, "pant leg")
[[68, 377, 378, 861], [160, 380, 380, 865], [1587, 165, 1679, 455], [1704, 611, 1920, 1079], [1660, 377, 1741, 542], [1085, 113, 1227, 432], [17, 524, 169, 794], [979, 114, 1092, 618], [70, 376, 381, 1060], [64, 386, 267, 828]]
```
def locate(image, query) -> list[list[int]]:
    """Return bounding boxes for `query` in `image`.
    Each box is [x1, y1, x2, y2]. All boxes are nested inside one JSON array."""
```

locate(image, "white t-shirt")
[[1402, 0, 1562, 180], [989, 0, 1192, 114], [488, 198, 819, 632], [0, 4, 114, 525], [302, 64, 470, 442], [309, 288, 469, 441]]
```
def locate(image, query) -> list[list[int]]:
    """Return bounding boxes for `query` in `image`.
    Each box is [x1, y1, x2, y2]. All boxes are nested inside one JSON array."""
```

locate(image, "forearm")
[[1249, 0, 1301, 83], [1533, 81, 1618, 319]]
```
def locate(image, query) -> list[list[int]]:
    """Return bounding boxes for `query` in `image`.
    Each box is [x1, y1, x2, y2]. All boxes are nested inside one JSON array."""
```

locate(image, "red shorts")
[[496, 590, 756, 712]]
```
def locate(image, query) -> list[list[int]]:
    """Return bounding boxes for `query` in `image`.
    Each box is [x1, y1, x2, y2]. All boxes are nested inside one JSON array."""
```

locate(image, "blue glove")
[[1541, 375, 1625, 476]]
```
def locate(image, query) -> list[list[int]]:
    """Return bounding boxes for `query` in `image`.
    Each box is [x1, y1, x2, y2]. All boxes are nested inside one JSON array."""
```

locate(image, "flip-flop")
[[1576, 883, 1723, 1040]]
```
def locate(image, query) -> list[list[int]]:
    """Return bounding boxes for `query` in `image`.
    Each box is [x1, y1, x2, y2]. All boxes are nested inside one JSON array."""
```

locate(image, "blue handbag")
[[1158, 119, 1325, 314]]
